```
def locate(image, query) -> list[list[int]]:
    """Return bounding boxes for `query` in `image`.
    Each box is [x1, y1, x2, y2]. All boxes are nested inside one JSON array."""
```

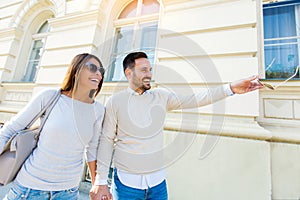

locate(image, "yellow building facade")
[[0, 0, 299, 199]]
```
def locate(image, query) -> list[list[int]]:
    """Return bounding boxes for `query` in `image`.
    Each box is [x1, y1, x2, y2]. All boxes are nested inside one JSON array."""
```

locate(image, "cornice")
[[162, 0, 240, 12], [48, 9, 104, 30], [0, 28, 23, 39]]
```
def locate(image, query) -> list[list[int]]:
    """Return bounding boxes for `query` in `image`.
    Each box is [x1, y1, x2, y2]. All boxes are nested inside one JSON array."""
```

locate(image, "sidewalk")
[[0, 183, 89, 199]]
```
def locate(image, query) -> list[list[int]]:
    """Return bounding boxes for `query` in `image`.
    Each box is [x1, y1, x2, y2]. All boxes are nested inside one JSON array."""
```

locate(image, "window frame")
[[105, 0, 160, 82], [261, 0, 300, 80], [21, 21, 50, 82]]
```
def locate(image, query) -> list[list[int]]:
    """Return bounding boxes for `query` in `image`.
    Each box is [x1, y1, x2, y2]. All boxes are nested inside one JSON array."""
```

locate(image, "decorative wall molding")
[[0, 27, 23, 39], [5, 91, 32, 102], [48, 9, 102, 30], [162, 0, 239, 11], [9, 0, 66, 28]]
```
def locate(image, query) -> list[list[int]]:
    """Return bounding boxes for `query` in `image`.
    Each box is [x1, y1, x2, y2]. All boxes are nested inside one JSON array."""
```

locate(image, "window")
[[263, 0, 300, 79], [22, 21, 49, 82], [106, 0, 160, 81]]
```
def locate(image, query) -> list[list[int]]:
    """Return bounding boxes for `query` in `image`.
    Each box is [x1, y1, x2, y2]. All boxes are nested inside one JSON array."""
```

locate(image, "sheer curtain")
[[263, 2, 300, 79], [107, 0, 160, 82], [296, 5, 300, 70], [109, 22, 158, 81]]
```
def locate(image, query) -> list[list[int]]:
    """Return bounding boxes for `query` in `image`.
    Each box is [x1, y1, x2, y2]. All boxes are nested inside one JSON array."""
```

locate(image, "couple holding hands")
[[0, 52, 263, 200]]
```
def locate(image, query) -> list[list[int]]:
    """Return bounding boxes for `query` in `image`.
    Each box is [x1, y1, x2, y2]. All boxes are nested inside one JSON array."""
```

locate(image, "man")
[[90, 52, 263, 200]]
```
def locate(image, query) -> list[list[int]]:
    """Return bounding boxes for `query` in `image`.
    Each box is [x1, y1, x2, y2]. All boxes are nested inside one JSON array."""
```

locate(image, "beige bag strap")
[[26, 89, 61, 131], [35, 89, 61, 136]]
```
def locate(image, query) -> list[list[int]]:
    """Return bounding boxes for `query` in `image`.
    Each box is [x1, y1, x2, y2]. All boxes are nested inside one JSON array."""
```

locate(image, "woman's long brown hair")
[[61, 53, 105, 98]]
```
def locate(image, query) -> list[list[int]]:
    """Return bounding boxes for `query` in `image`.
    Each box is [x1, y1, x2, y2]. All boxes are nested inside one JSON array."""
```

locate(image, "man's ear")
[[125, 68, 132, 78]]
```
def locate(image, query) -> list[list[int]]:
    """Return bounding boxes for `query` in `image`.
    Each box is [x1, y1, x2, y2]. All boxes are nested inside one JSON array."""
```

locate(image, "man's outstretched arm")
[[166, 75, 263, 111]]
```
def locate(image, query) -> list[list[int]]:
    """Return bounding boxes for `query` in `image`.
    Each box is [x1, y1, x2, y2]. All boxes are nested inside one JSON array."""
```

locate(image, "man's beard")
[[136, 84, 151, 93], [135, 77, 151, 92], [141, 78, 151, 91], [142, 84, 151, 91]]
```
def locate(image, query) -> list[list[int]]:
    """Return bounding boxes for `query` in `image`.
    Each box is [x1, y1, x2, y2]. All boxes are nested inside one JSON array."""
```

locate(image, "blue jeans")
[[3, 181, 79, 200], [113, 172, 168, 200]]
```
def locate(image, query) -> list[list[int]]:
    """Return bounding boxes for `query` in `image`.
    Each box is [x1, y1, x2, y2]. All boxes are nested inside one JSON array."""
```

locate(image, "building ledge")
[[260, 123, 300, 144], [164, 112, 272, 141]]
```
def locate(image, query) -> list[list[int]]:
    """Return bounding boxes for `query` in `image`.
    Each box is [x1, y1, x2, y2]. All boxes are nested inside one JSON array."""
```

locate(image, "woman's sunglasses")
[[85, 62, 105, 75], [258, 65, 299, 90]]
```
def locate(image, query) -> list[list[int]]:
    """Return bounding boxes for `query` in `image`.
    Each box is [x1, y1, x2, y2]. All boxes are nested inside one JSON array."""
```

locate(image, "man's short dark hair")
[[123, 52, 148, 74]]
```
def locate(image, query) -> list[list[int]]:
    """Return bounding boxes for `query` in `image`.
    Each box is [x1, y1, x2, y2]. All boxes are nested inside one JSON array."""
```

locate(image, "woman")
[[0, 53, 105, 199]]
